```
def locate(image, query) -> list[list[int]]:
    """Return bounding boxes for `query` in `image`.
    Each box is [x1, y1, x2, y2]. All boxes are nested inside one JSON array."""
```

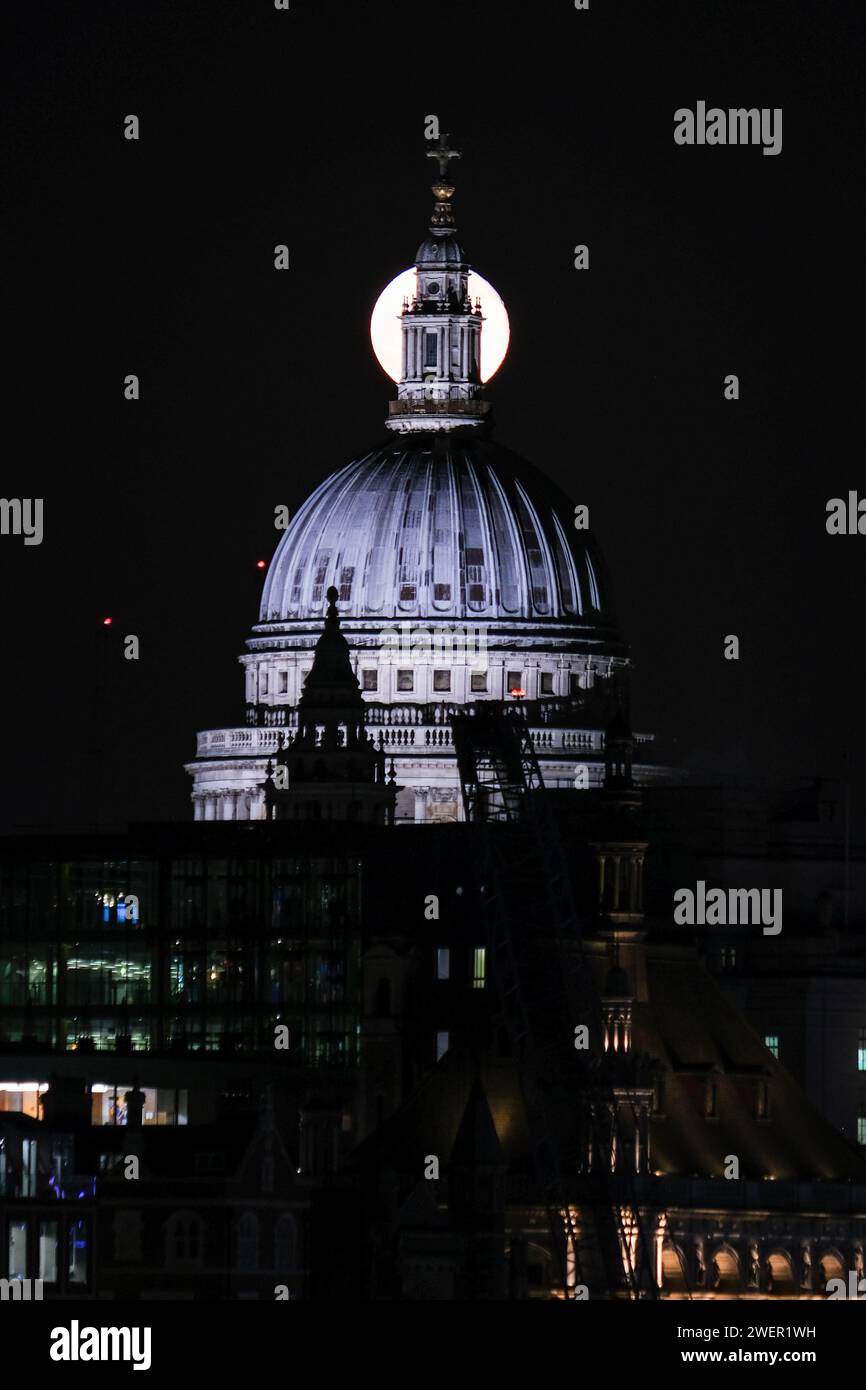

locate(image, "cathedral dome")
[[186, 136, 650, 829], [259, 431, 620, 636]]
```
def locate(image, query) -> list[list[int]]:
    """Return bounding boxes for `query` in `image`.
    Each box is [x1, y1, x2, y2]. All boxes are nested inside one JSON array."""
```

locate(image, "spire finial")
[[426, 131, 461, 179], [325, 585, 339, 623], [426, 132, 461, 230]]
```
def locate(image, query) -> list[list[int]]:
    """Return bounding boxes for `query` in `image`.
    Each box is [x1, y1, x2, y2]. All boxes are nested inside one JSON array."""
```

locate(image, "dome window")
[[433, 671, 451, 693], [433, 583, 451, 602], [470, 672, 487, 693], [397, 671, 414, 692], [362, 671, 378, 692], [540, 673, 554, 694]]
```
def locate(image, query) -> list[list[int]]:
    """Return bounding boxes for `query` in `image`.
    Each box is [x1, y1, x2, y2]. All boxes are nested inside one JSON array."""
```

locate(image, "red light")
[[509, 687, 525, 698], [256, 560, 266, 570], [102, 617, 113, 626]]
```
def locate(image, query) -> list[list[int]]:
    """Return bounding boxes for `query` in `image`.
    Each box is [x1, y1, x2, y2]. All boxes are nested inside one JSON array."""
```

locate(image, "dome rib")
[[257, 435, 618, 631]]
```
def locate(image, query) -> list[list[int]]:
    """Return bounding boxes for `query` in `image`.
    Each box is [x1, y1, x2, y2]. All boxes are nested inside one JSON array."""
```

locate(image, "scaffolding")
[[451, 700, 659, 1299]]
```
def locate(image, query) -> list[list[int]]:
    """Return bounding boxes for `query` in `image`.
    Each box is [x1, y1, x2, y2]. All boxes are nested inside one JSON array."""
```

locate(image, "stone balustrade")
[[196, 722, 604, 758]]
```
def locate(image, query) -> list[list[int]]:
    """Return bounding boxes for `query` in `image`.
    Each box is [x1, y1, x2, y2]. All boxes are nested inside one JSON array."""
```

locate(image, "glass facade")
[[0, 846, 363, 1068]]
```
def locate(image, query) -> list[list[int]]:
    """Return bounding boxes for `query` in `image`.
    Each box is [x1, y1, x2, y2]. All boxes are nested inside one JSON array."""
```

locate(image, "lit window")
[[858, 1109, 866, 1146], [472, 947, 486, 989], [8, 1220, 27, 1279], [540, 673, 554, 694], [436, 1030, 449, 1061], [22, 1137, 37, 1196], [436, 948, 450, 981], [721, 946, 737, 969], [470, 672, 487, 693], [858, 1028, 866, 1072], [397, 670, 414, 692], [362, 670, 378, 692], [433, 670, 451, 692], [68, 1219, 88, 1285], [765, 1034, 780, 1060], [39, 1220, 58, 1282]]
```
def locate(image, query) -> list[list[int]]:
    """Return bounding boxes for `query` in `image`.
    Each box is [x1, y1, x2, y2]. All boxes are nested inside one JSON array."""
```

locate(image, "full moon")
[[370, 269, 510, 384]]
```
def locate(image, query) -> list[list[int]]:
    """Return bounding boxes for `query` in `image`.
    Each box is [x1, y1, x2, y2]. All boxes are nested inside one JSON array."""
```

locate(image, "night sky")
[[1, 0, 862, 833]]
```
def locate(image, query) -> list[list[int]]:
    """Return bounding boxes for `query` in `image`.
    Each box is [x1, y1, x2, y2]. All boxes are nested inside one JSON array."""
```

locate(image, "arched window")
[[237, 1213, 258, 1272], [274, 1213, 297, 1273], [818, 1248, 846, 1291], [710, 1243, 741, 1292], [766, 1249, 796, 1294], [661, 1242, 689, 1294]]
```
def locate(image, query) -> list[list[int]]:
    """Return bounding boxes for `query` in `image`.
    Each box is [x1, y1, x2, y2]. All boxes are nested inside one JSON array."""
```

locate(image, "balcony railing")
[[197, 721, 602, 758], [192, 696, 672, 764]]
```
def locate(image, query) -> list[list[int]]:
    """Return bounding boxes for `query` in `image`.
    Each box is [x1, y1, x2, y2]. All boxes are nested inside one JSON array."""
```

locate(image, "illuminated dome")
[[259, 432, 619, 640], [185, 134, 667, 827]]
